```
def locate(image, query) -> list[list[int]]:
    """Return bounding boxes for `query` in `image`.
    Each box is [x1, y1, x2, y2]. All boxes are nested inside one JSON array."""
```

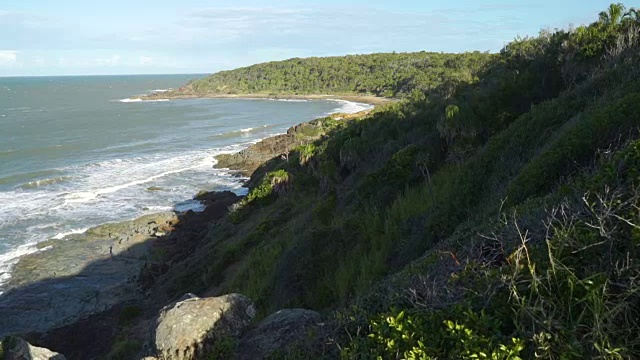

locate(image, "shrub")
[[118, 305, 143, 326], [299, 143, 317, 166], [312, 192, 337, 226], [106, 339, 142, 360], [342, 308, 524, 359]]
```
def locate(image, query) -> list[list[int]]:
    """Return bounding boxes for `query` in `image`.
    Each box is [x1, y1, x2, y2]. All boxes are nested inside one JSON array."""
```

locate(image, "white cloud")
[[83, 55, 121, 67], [102, 55, 120, 66], [139, 55, 152, 65], [31, 56, 45, 66], [0, 50, 18, 66]]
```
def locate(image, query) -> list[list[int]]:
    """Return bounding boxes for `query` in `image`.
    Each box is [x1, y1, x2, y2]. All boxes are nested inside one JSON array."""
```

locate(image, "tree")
[[599, 3, 626, 26], [623, 7, 639, 24]]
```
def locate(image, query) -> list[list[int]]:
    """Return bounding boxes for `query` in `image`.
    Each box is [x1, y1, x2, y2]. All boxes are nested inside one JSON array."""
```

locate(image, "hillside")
[[166, 51, 493, 98], [5, 3, 640, 360], [150, 4, 640, 358]]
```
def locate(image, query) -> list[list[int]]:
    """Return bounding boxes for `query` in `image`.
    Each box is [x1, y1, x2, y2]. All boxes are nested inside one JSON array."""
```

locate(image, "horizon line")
[[0, 72, 210, 79]]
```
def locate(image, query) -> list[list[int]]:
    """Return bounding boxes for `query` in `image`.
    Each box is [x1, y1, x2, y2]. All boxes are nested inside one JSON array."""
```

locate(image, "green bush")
[[506, 91, 640, 204], [106, 339, 142, 360], [312, 192, 337, 226], [206, 336, 237, 360], [299, 143, 317, 165], [118, 305, 143, 326], [342, 308, 523, 359]]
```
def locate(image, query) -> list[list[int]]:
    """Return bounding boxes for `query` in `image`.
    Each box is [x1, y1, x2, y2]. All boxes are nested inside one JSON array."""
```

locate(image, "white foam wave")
[[0, 240, 55, 292], [18, 176, 73, 189], [175, 199, 206, 213], [0, 144, 252, 290], [120, 98, 142, 103], [0, 98, 350, 291], [144, 205, 174, 212], [151, 89, 172, 93], [330, 99, 373, 115], [52, 228, 89, 239], [269, 98, 309, 102], [209, 125, 272, 140], [65, 168, 194, 203], [119, 98, 170, 103], [62, 143, 247, 194]]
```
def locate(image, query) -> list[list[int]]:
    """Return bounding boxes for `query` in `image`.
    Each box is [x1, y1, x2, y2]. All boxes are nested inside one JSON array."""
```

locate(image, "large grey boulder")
[[2, 337, 66, 360], [153, 293, 255, 360], [237, 308, 322, 359]]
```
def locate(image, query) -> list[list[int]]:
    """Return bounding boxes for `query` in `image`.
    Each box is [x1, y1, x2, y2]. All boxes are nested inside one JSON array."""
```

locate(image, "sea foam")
[[0, 145, 248, 291], [0, 95, 367, 292], [330, 99, 373, 115], [119, 98, 170, 103]]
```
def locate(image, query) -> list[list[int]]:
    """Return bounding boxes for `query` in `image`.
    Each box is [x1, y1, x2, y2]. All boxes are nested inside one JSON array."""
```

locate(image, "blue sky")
[[0, 0, 622, 76]]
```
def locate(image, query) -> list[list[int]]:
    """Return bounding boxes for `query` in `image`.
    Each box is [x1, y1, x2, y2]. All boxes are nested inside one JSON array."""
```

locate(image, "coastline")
[[0, 97, 374, 292], [0, 97, 378, 338], [141, 91, 394, 106]]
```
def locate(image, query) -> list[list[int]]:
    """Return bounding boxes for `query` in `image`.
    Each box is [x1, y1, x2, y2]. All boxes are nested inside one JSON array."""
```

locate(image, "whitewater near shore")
[[0, 74, 374, 295]]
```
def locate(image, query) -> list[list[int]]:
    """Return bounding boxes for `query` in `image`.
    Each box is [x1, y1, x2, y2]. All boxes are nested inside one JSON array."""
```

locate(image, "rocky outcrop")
[[215, 133, 299, 176], [214, 119, 330, 176], [7, 212, 178, 289], [0, 190, 241, 341], [152, 293, 255, 360], [1, 337, 66, 360], [237, 309, 323, 359], [0, 212, 178, 338]]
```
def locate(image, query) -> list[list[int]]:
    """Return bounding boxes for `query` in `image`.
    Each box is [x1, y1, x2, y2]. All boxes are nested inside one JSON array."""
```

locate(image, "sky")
[[0, 0, 623, 76]]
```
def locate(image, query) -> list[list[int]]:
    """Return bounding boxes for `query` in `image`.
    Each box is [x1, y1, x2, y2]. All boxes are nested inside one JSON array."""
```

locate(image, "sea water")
[[0, 74, 371, 290]]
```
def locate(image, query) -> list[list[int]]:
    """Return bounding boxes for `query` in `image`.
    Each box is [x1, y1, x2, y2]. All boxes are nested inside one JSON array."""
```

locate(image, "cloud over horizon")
[[0, 50, 18, 66], [0, 0, 617, 76]]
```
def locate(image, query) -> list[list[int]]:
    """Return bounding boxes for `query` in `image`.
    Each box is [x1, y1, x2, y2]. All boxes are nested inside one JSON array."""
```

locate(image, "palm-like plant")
[[599, 2, 626, 25], [623, 7, 639, 23]]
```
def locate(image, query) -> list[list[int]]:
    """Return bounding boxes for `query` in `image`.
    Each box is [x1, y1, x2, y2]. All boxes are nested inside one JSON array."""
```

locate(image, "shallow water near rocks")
[[0, 74, 371, 291]]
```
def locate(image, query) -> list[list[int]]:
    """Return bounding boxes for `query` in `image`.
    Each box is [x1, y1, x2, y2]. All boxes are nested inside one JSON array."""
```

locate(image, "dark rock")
[[193, 190, 239, 204], [237, 308, 322, 359]]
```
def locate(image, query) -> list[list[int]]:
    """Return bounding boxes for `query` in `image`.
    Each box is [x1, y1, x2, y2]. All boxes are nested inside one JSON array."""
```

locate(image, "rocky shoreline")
[[0, 211, 175, 337], [0, 103, 376, 359], [0, 191, 239, 339], [214, 109, 372, 177]]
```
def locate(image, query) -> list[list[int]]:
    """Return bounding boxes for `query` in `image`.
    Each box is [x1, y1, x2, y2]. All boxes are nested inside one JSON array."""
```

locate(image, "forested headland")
[[169, 51, 493, 98]]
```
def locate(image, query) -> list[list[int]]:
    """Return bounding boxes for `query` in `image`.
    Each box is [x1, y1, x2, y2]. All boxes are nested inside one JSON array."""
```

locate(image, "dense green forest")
[[109, 3, 640, 358], [177, 51, 493, 97]]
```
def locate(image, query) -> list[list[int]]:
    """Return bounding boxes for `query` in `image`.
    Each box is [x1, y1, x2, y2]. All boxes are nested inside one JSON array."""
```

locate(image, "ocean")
[[0, 74, 371, 290]]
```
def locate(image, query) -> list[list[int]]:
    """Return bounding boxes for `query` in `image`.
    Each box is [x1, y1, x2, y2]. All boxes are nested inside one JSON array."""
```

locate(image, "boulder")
[[237, 309, 322, 359], [153, 293, 255, 360], [1, 337, 66, 360], [192, 191, 241, 220]]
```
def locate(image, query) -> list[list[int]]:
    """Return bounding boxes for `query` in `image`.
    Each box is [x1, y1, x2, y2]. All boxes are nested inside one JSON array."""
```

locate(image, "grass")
[[106, 339, 142, 360], [337, 138, 640, 358], [118, 305, 143, 326], [125, 11, 640, 359]]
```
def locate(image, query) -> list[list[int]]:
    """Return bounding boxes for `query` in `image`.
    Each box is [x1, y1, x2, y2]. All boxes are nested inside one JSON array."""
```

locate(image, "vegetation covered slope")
[[177, 51, 493, 98], [139, 4, 640, 359]]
